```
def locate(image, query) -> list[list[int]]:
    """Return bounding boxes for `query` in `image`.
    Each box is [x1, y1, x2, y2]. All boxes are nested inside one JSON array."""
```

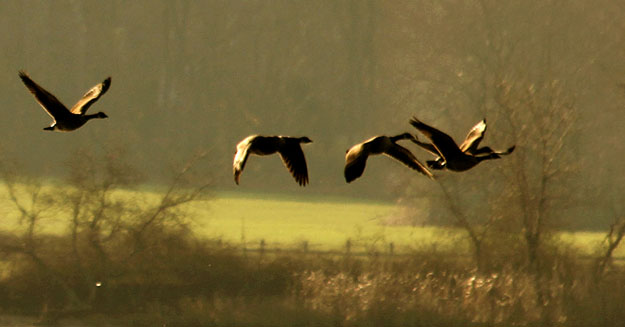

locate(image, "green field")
[[0, 186, 621, 258], [191, 192, 622, 258], [190, 192, 463, 253]]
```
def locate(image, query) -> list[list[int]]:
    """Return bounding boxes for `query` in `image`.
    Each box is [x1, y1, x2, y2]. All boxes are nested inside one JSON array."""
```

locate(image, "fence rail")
[[230, 239, 625, 262]]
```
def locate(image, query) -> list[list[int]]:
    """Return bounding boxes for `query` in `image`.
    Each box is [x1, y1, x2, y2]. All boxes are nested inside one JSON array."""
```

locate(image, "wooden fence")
[[231, 239, 625, 263]]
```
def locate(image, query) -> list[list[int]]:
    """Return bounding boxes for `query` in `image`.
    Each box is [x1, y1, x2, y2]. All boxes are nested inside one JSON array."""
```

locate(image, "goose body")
[[410, 118, 515, 172], [19, 71, 110, 132], [344, 133, 434, 183], [233, 135, 312, 186]]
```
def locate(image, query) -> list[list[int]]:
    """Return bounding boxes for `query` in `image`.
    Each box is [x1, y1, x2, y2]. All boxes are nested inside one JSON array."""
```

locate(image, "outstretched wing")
[[278, 144, 309, 186], [410, 117, 462, 161], [412, 138, 441, 157], [344, 144, 368, 183], [70, 77, 111, 115], [233, 140, 253, 185], [384, 143, 434, 180], [18, 71, 69, 119], [473, 145, 516, 157], [459, 119, 486, 154]]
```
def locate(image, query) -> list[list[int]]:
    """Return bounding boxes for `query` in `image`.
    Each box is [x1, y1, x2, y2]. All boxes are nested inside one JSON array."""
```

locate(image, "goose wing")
[[233, 138, 253, 185], [410, 117, 462, 161], [278, 144, 309, 186], [412, 138, 440, 157], [459, 119, 486, 154], [344, 144, 369, 183], [70, 77, 111, 115], [384, 143, 434, 179], [473, 145, 516, 157], [18, 71, 69, 119]]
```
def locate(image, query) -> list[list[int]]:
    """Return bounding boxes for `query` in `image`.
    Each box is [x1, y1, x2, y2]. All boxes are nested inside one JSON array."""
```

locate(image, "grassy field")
[[0, 185, 621, 258], [190, 191, 622, 258], [191, 191, 463, 254]]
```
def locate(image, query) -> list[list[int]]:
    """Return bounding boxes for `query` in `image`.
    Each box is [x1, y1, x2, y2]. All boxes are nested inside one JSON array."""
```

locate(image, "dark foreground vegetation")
[[0, 150, 623, 327], [1, 232, 625, 326]]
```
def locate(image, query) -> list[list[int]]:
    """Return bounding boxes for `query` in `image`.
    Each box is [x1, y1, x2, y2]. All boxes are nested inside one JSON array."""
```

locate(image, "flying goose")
[[410, 117, 515, 171], [18, 71, 110, 131], [344, 133, 434, 183], [233, 135, 312, 186]]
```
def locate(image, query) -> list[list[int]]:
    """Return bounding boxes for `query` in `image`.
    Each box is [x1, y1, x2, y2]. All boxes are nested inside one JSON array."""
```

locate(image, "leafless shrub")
[[0, 146, 211, 323]]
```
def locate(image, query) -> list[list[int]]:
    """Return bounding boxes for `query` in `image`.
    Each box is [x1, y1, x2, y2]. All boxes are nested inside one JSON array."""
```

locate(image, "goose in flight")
[[18, 71, 110, 131], [233, 135, 312, 186], [344, 133, 434, 183], [410, 117, 515, 172]]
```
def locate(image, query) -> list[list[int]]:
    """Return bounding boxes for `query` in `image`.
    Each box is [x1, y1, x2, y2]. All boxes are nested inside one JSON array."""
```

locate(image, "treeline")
[[0, 0, 622, 202]]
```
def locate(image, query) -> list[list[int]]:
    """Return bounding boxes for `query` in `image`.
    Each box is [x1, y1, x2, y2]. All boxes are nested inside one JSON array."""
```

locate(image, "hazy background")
[[1, 0, 623, 216], [2, 1, 625, 325]]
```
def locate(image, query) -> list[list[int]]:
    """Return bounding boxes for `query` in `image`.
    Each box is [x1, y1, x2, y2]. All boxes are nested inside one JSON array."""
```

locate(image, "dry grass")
[[1, 229, 625, 326]]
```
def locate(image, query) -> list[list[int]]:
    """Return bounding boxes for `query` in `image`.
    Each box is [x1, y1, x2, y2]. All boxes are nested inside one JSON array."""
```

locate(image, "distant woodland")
[[0, 0, 623, 227]]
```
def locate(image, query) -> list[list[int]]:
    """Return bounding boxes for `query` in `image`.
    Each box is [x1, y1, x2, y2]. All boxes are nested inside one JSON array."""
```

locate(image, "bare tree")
[[0, 162, 85, 322], [596, 217, 625, 280], [0, 147, 211, 322], [593, 175, 625, 281], [430, 182, 490, 271]]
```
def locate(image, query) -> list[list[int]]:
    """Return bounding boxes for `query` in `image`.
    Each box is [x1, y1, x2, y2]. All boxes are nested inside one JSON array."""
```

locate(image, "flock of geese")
[[18, 71, 515, 186]]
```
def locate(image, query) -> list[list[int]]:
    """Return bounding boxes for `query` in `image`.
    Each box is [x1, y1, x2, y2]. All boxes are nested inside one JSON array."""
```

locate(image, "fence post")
[[345, 238, 351, 255], [260, 239, 266, 256], [302, 240, 308, 253]]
